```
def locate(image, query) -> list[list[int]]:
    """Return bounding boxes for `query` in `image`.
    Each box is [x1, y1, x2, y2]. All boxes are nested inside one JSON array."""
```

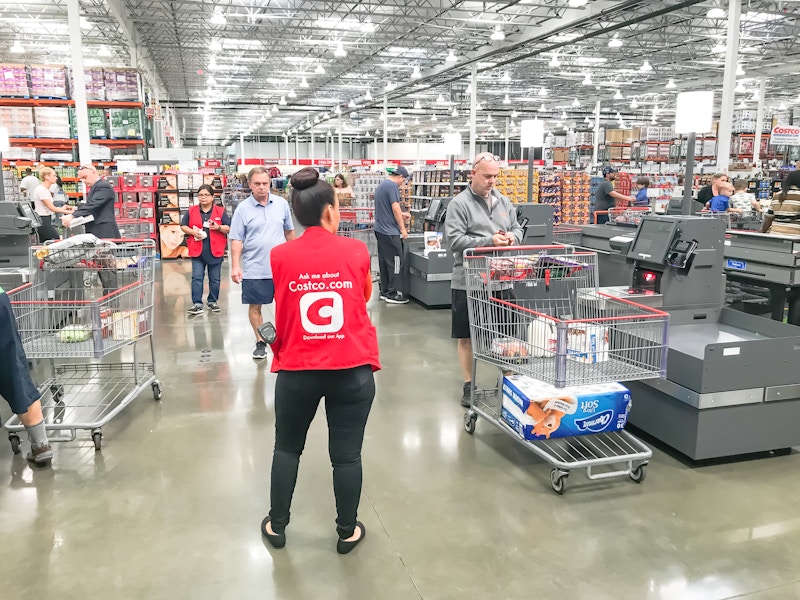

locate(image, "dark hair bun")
[[291, 167, 320, 191]]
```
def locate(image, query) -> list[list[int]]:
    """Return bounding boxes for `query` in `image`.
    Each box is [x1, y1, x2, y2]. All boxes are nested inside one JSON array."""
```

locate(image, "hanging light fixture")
[[491, 25, 505, 41], [608, 35, 623, 49], [561, 110, 568, 120], [738, 99, 747, 109], [411, 65, 421, 79], [736, 63, 745, 77], [582, 73, 592, 85], [539, 87, 548, 97], [436, 93, 445, 104], [707, 7, 726, 19], [10, 41, 24, 54], [209, 39, 222, 52], [614, 89, 623, 100], [511, 110, 518, 118], [631, 98, 639, 109], [300, 76, 309, 88], [451, 107, 459, 117], [348, 99, 357, 109], [333, 42, 347, 57], [445, 49, 457, 62], [735, 80, 746, 94], [365, 88, 373, 101], [640, 60, 653, 72], [207, 75, 217, 86], [414, 99, 422, 110], [279, 96, 287, 106], [572, 98, 580, 107], [584, 116, 591, 124], [548, 55, 560, 68], [395, 107, 403, 117], [431, 114, 437, 121], [753, 89, 761, 101], [539, 103, 546, 111], [476, 102, 483, 111], [712, 42, 727, 54], [665, 79, 677, 90], [210, 9, 226, 25], [315, 64, 326, 75], [288, 89, 297, 99], [779, 101, 787, 111], [503, 94, 511, 105], [501, 71, 511, 83]]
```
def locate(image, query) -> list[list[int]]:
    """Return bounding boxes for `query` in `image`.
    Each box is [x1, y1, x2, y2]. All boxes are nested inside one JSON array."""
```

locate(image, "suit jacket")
[[72, 179, 120, 239]]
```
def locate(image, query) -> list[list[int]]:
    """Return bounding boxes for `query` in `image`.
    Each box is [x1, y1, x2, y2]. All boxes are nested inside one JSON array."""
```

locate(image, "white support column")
[[239, 132, 245, 170], [374, 136, 378, 166], [504, 117, 510, 160], [338, 117, 344, 173], [753, 77, 767, 168], [67, 0, 91, 165], [310, 128, 316, 167], [592, 100, 601, 167], [329, 133, 334, 169], [383, 95, 389, 170], [716, 0, 742, 172], [470, 65, 477, 160], [294, 135, 299, 166], [284, 134, 289, 168]]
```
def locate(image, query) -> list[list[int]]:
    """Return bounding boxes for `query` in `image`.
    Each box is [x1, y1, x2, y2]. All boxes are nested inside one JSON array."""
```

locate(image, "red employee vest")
[[269, 226, 381, 373], [186, 205, 227, 258]]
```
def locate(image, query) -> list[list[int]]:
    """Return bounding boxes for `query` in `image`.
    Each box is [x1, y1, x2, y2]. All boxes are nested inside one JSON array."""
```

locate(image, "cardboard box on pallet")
[[501, 374, 632, 441]]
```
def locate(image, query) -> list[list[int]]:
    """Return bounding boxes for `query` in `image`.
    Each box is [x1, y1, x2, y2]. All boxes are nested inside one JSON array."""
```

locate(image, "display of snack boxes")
[[560, 171, 591, 224], [73, 67, 106, 100], [0, 64, 29, 97], [33, 106, 71, 139], [69, 107, 108, 139], [103, 68, 139, 101], [29, 64, 68, 98], [538, 173, 562, 223], [109, 108, 143, 139], [495, 168, 533, 204], [501, 374, 632, 441], [0, 106, 34, 137]]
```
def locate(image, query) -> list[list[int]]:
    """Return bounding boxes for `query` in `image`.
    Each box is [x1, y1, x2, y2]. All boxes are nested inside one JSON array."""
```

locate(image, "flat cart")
[[338, 207, 378, 282], [462, 246, 669, 494], [3, 236, 161, 452]]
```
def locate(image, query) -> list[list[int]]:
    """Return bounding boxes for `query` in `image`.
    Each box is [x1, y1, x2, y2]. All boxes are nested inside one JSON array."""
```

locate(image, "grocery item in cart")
[[501, 375, 631, 440], [58, 324, 90, 343], [482, 256, 537, 283], [34, 234, 116, 268], [526, 316, 557, 358], [491, 337, 529, 361], [566, 324, 609, 364]]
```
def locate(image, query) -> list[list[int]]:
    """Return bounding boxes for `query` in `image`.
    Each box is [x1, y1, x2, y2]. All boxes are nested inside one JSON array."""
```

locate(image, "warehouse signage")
[[770, 126, 800, 146]]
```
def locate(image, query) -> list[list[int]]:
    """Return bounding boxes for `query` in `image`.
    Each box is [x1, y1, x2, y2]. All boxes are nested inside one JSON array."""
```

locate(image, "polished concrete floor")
[[2, 260, 800, 600]]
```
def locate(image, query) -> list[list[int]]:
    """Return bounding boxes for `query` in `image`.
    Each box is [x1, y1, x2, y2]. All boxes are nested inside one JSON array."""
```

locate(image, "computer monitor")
[[626, 217, 678, 265], [425, 198, 442, 222], [16, 201, 41, 227]]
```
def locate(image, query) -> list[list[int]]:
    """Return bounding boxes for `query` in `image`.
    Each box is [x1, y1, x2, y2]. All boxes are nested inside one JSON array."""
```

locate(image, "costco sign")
[[770, 126, 800, 146]]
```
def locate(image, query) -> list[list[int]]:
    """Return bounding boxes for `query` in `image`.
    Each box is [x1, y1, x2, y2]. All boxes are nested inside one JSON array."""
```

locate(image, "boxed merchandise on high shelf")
[[29, 64, 68, 98], [350, 172, 385, 208], [103, 68, 140, 101], [70, 67, 106, 100], [33, 106, 71, 138], [538, 172, 562, 223], [0, 64, 29, 97], [410, 168, 470, 209], [560, 171, 591, 225], [109, 109, 143, 139], [2, 168, 22, 202], [0, 107, 35, 137], [69, 107, 108, 139], [495, 167, 533, 204]]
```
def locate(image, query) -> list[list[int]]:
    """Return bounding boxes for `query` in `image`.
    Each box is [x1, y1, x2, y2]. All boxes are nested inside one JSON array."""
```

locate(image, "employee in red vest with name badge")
[[261, 167, 380, 555], [180, 184, 231, 315]]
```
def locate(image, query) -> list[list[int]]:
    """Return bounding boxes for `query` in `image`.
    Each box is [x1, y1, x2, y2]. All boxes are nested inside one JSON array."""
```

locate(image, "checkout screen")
[[629, 220, 676, 263]]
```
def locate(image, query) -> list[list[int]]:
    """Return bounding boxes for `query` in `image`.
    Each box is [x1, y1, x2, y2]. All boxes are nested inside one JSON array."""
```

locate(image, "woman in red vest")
[[261, 167, 380, 554], [180, 184, 231, 315]]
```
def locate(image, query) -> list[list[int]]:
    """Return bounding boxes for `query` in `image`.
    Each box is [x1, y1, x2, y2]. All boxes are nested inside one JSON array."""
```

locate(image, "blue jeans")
[[191, 257, 222, 304]]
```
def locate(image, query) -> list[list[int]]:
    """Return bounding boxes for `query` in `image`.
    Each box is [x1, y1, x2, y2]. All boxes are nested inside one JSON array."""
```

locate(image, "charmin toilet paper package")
[[501, 374, 631, 440], [566, 324, 609, 364]]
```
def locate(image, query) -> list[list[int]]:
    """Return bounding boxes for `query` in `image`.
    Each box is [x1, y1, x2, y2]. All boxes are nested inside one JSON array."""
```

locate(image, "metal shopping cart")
[[462, 246, 668, 494], [697, 210, 732, 230], [117, 218, 153, 240], [3, 237, 161, 452], [338, 207, 378, 282], [608, 207, 650, 227], [552, 225, 583, 246]]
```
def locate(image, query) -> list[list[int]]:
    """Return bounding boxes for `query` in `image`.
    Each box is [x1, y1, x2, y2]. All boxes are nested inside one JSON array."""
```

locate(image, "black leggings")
[[269, 365, 375, 539]]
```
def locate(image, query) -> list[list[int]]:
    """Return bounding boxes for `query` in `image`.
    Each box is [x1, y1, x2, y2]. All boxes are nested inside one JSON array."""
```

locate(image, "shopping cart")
[[608, 207, 650, 227], [552, 225, 582, 246], [730, 211, 762, 231], [462, 246, 668, 494], [4, 238, 161, 452], [117, 218, 153, 240], [697, 210, 732, 230], [338, 207, 378, 281]]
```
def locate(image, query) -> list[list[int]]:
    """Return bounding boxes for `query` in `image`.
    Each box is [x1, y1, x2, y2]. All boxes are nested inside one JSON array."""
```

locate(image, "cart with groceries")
[[3, 235, 161, 453], [337, 207, 378, 282], [462, 245, 669, 494]]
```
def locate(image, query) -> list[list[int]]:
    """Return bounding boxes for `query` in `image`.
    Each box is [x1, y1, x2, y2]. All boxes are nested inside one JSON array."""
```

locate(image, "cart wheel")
[[152, 381, 162, 401], [9, 434, 20, 455], [464, 412, 477, 434], [50, 384, 64, 402], [630, 464, 648, 484], [550, 469, 569, 495], [92, 430, 102, 451]]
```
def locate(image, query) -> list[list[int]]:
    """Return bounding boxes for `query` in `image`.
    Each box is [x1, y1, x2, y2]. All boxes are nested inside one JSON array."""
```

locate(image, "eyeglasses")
[[472, 154, 501, 168]]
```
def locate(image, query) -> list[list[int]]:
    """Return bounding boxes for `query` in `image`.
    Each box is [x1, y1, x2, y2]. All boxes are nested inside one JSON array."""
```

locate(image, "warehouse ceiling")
[[0, 0, 798, 145]]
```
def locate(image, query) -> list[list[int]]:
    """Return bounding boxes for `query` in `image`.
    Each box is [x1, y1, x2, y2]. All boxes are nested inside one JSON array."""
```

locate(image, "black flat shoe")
[[261, 517, 286, 549], [336, 522, 366, 555]]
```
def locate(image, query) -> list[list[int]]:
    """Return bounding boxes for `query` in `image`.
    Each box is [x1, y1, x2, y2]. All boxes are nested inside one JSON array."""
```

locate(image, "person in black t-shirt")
[[593, 167, 633, 224]]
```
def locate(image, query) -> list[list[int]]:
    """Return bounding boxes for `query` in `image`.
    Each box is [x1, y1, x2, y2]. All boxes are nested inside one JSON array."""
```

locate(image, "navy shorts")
[[0, 292, 40, 415], [242, 278, 275, 305]]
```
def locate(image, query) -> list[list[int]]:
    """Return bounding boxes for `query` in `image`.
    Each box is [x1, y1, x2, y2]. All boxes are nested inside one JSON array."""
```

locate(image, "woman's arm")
[[761, 214, 774, 233]]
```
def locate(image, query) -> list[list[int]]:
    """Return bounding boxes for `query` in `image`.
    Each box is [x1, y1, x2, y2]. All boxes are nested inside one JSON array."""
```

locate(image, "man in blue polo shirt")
[[374, 166, 410, 304], [229, 167, 296, 359]]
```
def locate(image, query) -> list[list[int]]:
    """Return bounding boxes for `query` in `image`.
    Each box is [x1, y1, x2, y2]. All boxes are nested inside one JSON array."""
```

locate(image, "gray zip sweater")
[[444, 186, 524, 290]]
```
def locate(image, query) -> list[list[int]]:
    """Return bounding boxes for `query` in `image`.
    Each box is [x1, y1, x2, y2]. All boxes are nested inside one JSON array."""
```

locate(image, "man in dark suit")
[[62, 165, 121, 294]]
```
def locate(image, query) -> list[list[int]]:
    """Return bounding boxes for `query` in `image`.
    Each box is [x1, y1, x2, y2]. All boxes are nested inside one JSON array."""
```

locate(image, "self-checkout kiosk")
[[0, 201, 41, 289], [601, 215, 800, 460]]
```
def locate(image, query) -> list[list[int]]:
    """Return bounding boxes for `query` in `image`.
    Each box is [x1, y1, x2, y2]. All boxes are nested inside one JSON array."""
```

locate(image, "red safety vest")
[[186, 204, 227, 258], [269, 226, 381, 373]]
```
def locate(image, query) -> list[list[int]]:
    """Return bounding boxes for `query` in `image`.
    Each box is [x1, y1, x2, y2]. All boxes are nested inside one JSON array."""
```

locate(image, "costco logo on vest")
[[299, 292, 345, 334]]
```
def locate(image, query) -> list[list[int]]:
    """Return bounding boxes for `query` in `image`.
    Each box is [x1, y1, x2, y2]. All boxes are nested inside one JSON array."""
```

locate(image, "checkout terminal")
[[0, 201, 41, 290], [599, 215, 800, 460]]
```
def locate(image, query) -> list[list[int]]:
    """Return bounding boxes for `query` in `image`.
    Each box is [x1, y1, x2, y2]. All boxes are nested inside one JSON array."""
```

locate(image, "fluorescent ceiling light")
[[576, 57, 608, 66], [477, 62, 496, 69], [315, 64, 326, 75], [712, 42, 726, 53], [445, 49, 457, 63], [209, 39, 222, 52], [333, 43, 347, 58], [491, 25, 505, 41], [361, 20, 376, 33], [411, 66, 421, 79], [285, 57, 315, 64], [666, 78, 677, 89], [98, 46, 112, 57], [210, 10, 227, 25], [707, 8, 726, 19], [80, 16, 92, 29]]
